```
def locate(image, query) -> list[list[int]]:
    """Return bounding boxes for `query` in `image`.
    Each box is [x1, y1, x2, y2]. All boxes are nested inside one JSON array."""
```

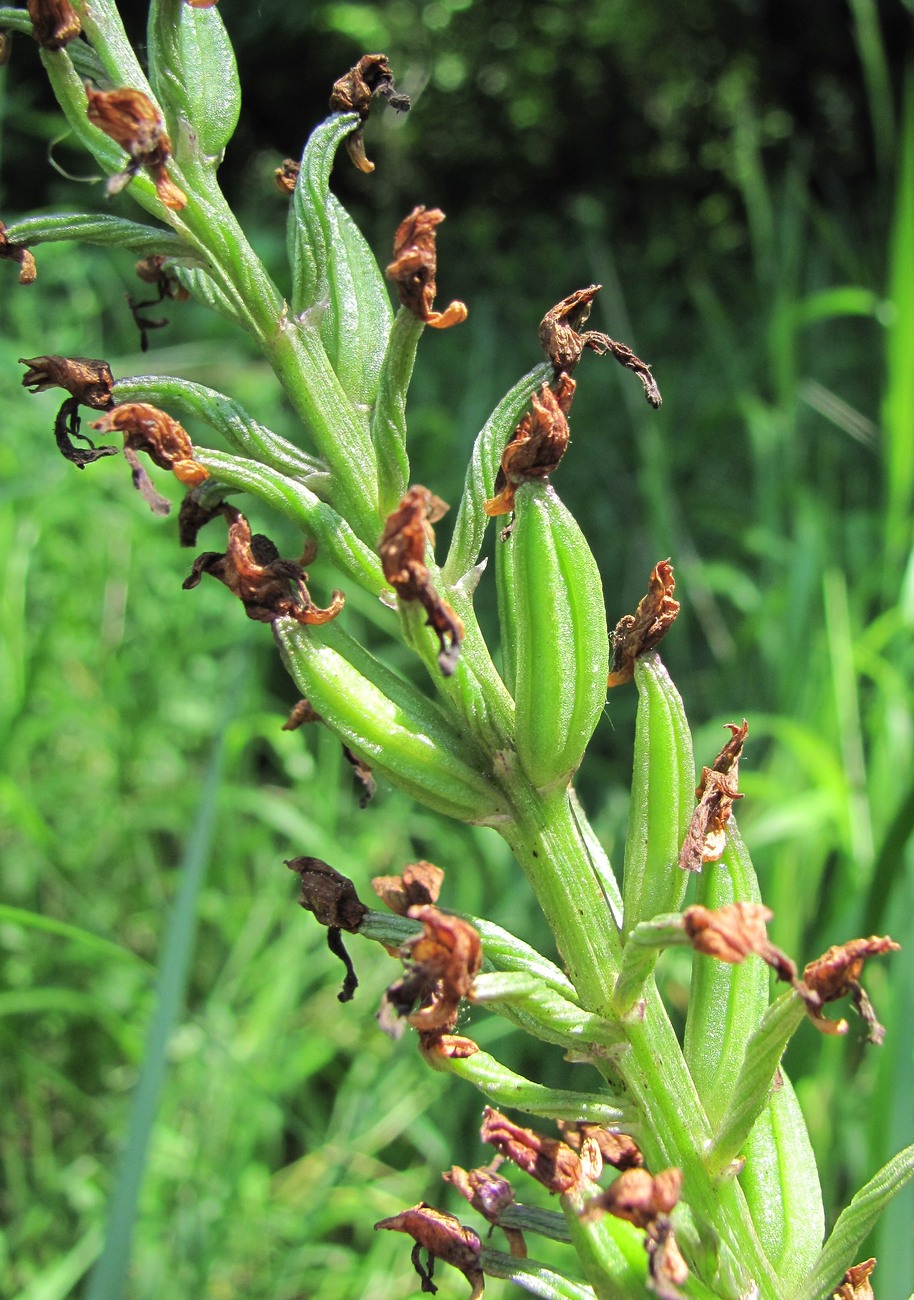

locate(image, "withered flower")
[[379, 486, 464, 675], [1, 222, 37, 284], [420, 1032, 479, 1059], [26, 0, 80, 49], [558, 1122, 643, 1171], [85, 84, 187, 210], [381, 906, 482, 1034], [582, 1166, 682, 1229], [539, 285, 661, 407], [803, 936, 899, 1044], [91, 402, 208, 515], [682, 902, 795, 983], [286, 857, 368, 1003], [53, 399, 121, 470], [375, 1203, 484, 1300], [177, 490, 232, 548], [647, 1219, 690, 1300], [607, 560, 680, 687], [386, 206, 468, 329], [372, 861, 445, 916], [484, 374, 575, 518], [183, 506, 345, 625], [282, 698, 323, 730], [444, 1164, 526, 1257], [274, 159, 300, 194], [330, 54, 410, 173], [834, 1259, 876, 1300], [480, 1107, 583, 1196], [678, 721, 748, 872], [20, 355, 114, 409], [135, 254, 190, 301]]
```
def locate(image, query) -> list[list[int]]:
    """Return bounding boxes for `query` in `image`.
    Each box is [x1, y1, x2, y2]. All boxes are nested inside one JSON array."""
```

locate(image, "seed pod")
[[275, 620, 507, 824], [499, 482, 609, 791]]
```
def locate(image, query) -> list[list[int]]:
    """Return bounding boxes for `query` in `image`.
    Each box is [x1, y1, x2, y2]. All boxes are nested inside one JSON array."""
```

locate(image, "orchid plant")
[[2, 2, 912, 1296]]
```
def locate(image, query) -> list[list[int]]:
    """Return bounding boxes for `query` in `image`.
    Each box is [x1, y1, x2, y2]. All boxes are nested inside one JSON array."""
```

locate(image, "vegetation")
[[1, 2, 913, 1297]]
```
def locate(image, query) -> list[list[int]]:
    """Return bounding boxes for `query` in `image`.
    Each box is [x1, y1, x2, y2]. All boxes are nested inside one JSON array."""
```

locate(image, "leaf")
[[798, 1143, 914, 1300], [147, 0, 241, 162], [370, 308, 423, 514], [289, 115, 394, 406], [3, 214, 194, 261], [480, 1249, 596, 1299]]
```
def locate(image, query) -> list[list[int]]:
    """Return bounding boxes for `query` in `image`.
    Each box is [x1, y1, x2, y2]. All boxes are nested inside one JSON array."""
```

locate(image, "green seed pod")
[[275, 620, 508, 824], [499, 482, 609, 792]]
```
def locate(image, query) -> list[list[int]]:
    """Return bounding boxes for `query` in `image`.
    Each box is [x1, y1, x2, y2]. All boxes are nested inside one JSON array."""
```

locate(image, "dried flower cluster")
[[86, 85, 187, 209]]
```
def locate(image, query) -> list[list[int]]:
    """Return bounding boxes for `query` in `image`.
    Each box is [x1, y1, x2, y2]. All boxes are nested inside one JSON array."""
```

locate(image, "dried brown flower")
[[375, 1203, 484, 1300], [420, 1032, 479, 1059], [678, 721, 748, 871], [51, 399, 120, 469], [20, 355, 114, 409], [183, 506, 345, 625], [134, 254, 189, 300], [85, 84, 187, 210], [444, 1164, 526, 1257], [647, 1219, 690, 1300], [834, 1259, 876, 1300], [386, 206, 468, 329], [539, 285, 661, 406], [91, 402, 208, 508], [372, 861, 445, 916], [274, 159, 300, 194], [484, 375, 576, 517], [607, 559, 680, 686], [480, 1107, 583, 1196], [1, 222, 37, 284], [329, 54, 410, 173], [379, 486, 464, 675], [581, 1166, 683, 1229], [286, 856, 368, 1003], [803, 936, 899, 1044], [682, 902, 795, 982], [26, 0, 80, 49], [381, 906, 482, 1034], [558, 1123, 643, 1170]]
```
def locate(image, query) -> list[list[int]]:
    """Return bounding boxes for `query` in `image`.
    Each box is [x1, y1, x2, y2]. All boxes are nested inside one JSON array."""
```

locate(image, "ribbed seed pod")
[[275, 620, 507, 824], [500, 482, 609, 792]]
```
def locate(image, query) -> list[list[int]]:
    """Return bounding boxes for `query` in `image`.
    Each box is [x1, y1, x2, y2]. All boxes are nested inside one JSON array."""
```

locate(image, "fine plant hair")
[[2, 3, 912, 1298]]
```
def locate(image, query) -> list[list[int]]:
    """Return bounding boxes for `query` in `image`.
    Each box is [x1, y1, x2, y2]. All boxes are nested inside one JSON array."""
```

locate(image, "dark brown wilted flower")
[[0, 222, 37, 284], [85, 84, 187, 210], [375, 1203, 484, 1300], [803, 936, 899, 1044], [330, 54, 410, 173], [682, 902, 796, 983], [26, 0, 80, 49], [379, 485, 464, 675], [381, 906, 481, 1034], [678, 721, 748, 872], [558, 1123, 643, 1170], [52, 399, 120, 470], [386, 206, 468, 329], [480, 1107, 583, 1196], [834, 1258, 876, 1300], [183, 506, 345, 625], [444, 1164, 526, 1257], [607, 560, 680, 686], [484, 374, 575, 518], [20, 355, 114, 409], [274, 159, 300, 194], [372, 861, 445, 916], [539, 285, 661, 407], [91, 402, 208, 490], [286, 857, 368, 1003]]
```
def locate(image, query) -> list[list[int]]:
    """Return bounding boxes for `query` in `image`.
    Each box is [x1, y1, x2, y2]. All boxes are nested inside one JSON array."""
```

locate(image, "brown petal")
[[372, 861, 445, 915], [682, 902, 797, 985], [329, 54, 410, 173], [85, 85, 187, 210], [558, 1123, 643, 1170], [803, 937, 899, 1044], [375, 1203, 484, 1300], [386, 206, 467, 328], [484, 375, 575, 517], [274, 159, 300, 194], [20, 355, 114, 409], [480, 1107, 583, 1196], [678, 722, 749, 872], [26, 0, 80, 49], [581, 1166, 682, 1229], [834, 1258, 876, 1300], [286, 857, 368, 932], [539, 284, 661, 405], [1, 222, 37, 284], [444, 1163, 526, 1257], [382, 907, 481, 1034], [607, 560, 680, 687]]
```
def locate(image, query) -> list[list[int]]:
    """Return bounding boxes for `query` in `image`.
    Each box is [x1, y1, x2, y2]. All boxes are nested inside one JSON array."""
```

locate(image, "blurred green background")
[[1, 0, 913, 1296]]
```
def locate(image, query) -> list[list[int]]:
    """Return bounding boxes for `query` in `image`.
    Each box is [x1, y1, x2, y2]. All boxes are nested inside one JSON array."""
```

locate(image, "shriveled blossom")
[[386, 206, 468, 329], [274, 159, 300, 194], [678, 721, 748, 871], [372, 861, 445, 916], [85, 85, 187, 209], [329, 54, 410, 173], [444, 1163, 526, 1257], [375, 1203, 484, 1300], [607, 559, 680, 686], [539, 284, 662, 406], [480, 1107, 584, 1196], [0, 222, 37, 284], [381, 906, 481, 1034], [558, 1122, 643, 1170], [286, 857, 368, 1003], [802, 936, 899, 1044], [91, 403, 208, 486], [484, 374, 576, 517], [26, 0, 80, 49], [581, 1168, 688, 1300], [834, 1258, 876, 1300], [20, 355, 114, 409], [183, 506, 345, 625], [682, 902, 792, 974], [379, 485, 464, 675]]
